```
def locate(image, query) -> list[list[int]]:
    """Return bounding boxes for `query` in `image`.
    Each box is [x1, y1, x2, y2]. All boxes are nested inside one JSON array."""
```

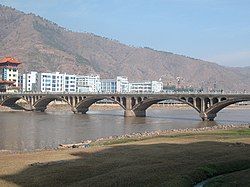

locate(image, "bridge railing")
[[0, 91, 249, 96]]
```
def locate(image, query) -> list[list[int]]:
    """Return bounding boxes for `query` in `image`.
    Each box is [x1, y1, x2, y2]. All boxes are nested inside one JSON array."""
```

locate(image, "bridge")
[[0, 93, 249, 121]]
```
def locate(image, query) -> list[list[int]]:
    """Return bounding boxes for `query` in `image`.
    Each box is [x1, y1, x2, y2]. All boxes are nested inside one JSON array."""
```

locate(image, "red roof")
[[0, 80, 15, 85], [0, 57, 21, 64]]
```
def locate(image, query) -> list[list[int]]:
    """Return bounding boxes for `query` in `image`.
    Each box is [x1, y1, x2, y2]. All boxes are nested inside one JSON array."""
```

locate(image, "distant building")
[[101, 76, 129, 93], [16, 70, 164, 94], [19, 71, 37, 92], [36, 72, 76, 93], [64, 74, 77, 92], [116, 76, 129, 93], [129, 81, 163, 93], [0, 57, 21, 92], [76, 75, 101, 93]]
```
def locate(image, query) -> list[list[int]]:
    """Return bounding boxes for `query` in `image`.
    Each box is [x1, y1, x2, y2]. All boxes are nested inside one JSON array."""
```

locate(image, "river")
[[0, 106, 249, 151]]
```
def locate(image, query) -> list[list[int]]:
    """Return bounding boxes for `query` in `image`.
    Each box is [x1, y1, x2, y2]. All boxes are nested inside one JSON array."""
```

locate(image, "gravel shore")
[[58, 123, 250, 149]]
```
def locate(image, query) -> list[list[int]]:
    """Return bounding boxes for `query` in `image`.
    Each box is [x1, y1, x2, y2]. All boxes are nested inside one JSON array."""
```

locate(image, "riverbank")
[[58, 124, 250, 149], [0, 125, 249, 186]]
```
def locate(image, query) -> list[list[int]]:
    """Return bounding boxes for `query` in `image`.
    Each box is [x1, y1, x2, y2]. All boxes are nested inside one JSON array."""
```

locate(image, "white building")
[[64, 74, 77, 92], [129, 81, 163, 93], [36, 72, 76, 93], [19, 71, 37, 92], [101, 76, 129, 93], [151, 81, 163, 92], [76, 75, 101, 93], [116, 76, 129, 93]]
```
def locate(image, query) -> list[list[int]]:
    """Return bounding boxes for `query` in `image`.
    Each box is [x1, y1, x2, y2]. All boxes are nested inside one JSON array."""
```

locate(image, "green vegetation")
[[93, 128, 250, 146], [0, 128, 249, 186], [190, 160, 250, 186], [204, 169, 250, 186]]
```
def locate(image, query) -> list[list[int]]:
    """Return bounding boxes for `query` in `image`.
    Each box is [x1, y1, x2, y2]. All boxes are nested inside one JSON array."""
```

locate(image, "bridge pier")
[[124, 110, 146, 117], [34, 106, 47, 112], [124, 110, 135, 117], [200, 113, 217, 121], [134, 110, 146, 117], [76, 107, 89, 114]]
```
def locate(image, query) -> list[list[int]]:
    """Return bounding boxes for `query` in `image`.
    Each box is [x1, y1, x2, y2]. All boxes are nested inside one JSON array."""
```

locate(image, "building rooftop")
[[0, 57, 21, 64], [0, 80, 15, 85]]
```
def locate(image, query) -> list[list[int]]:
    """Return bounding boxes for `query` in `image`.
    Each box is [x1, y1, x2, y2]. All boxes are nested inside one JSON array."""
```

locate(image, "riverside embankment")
[[58, 124, 250, 148], [0, 125, 249, 186]]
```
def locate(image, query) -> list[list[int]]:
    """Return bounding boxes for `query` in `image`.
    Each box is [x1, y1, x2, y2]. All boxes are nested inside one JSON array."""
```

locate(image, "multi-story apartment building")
[[20, 72, 77, 93], [37, 72, 63, 92], [76, 75, 101, 93], [19, 71, 37, 92], [64, 74, 77, 92], [36, 72, 76, 93], [129, 81, 163, 93], [0, 57, 21, 92], [151, 81, 163, 92], [101, 76, 129, 93], [116, 76, 129, 93]]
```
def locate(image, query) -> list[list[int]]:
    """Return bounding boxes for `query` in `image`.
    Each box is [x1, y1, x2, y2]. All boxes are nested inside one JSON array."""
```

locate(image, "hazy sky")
[[1, 0, 250, 67]]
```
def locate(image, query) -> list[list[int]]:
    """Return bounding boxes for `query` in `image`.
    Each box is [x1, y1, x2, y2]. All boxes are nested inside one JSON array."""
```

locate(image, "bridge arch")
[[75, 96, 126, 114], [122, 97, 126, 107], [180, 97, 186, 101], [131, 97, 136, 107], [116, 97, 121, 103], [205, 98, 250, 117], [137, 97, 142, 103], [188, 97, 194, 105], [204, 97, 211, 110], [132, 97, 200, 116], [1, 96, 31, 110], [221, 97, 227, 101], [212, 97, 219, 105], [33, 96, 72, 112], [195, 97, 202, 111]]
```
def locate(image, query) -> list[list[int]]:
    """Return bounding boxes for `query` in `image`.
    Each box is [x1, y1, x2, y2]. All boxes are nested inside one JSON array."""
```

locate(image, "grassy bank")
[[0, 128, 249, 186], [203, 168, 250, 186]]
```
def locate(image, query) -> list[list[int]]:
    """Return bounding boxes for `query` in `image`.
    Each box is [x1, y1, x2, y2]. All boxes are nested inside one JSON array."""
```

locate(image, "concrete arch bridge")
[[0, 93, 249, 121]]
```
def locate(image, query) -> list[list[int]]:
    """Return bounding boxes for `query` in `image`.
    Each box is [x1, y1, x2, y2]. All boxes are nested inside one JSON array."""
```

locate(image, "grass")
[[0, 128, 249, 186], [204, 169, 250, 186], [93, 128, 250, 146]]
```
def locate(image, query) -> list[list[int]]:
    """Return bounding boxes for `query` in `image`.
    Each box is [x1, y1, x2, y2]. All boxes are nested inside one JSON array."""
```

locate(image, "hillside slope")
[[0, 5, 249, 91]]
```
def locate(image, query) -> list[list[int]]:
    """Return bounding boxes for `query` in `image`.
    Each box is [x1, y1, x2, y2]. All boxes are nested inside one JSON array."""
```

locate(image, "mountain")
[[0, 5, 250, 91]]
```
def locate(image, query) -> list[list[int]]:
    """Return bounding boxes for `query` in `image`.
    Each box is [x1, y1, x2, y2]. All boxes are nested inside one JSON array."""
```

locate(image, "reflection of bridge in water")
[[0, 93, 250, 121]]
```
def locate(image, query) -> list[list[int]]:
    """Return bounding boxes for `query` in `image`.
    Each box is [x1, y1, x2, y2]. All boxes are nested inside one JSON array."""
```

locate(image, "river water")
[[0, 106, 249, 151]]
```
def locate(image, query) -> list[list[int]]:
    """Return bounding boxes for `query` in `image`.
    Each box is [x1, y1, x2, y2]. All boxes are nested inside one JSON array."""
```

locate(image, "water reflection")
[[0, 107, 249, 151]]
